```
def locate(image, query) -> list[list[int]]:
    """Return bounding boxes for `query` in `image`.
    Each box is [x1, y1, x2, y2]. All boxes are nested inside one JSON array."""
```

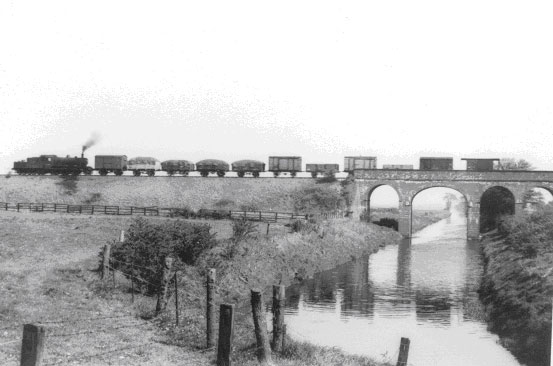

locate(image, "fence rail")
[[0, 202, 348, 222]]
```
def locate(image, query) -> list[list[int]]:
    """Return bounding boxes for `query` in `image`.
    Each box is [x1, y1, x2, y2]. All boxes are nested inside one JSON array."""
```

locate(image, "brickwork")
[[352, 170, 553, 239]]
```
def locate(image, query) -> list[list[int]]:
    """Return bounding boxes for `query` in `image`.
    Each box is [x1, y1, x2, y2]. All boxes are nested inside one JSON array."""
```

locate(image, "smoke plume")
[[82, 132, 101, 154]]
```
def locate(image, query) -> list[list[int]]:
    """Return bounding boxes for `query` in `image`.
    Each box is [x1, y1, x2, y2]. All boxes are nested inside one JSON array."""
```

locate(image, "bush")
[[292, 185, 344, 214], [214, 198, 235, 208], [315, 171, 337, 184], [168, 206, 196, 218], [107, 218, 216, 294], [231, 218, 258, 244]]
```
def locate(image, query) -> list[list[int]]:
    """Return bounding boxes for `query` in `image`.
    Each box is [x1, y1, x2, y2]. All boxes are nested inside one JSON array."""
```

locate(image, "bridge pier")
[[467, 204, 480, 240], [398, 204, 412, 238]]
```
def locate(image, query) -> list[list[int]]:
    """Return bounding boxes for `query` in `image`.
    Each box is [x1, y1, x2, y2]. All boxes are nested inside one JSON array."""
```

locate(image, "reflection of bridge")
[[352, 170, 553, 239]]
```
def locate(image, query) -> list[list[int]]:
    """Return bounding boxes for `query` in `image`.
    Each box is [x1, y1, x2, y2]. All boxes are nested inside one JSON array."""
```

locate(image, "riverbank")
[[0, 211, 401, 365], [158, 218, 402, 365], [479, 207, 553, 366]]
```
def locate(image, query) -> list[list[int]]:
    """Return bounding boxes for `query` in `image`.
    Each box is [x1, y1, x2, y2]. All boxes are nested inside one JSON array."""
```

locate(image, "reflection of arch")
[[480, 186, 515, 232]]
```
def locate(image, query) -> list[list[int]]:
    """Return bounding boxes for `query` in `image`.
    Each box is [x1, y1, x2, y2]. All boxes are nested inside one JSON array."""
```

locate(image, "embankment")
[[0, 176, 319, 211], [479, 207, 553, 366]]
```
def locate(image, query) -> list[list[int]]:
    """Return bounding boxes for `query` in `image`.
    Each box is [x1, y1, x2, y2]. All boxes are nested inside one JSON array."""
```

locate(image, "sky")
[[1, 1, 553, 176]]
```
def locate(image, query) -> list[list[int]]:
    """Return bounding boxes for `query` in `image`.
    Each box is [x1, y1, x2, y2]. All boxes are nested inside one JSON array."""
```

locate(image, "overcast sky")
[[1, 1, 552, 175]]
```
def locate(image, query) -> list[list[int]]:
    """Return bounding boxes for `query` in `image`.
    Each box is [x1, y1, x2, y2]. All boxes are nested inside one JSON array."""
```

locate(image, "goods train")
[[12, 152, 504, 177]]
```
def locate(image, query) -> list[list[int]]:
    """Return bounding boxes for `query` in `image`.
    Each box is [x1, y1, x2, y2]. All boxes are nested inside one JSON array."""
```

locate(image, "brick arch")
[[364, 183, 401, 222], [410, 185, 470, 206], [479, 185, 516, 232]]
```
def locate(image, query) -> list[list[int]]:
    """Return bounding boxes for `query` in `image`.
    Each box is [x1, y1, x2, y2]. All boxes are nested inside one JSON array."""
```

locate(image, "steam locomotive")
[[12, 153, 501, 177]]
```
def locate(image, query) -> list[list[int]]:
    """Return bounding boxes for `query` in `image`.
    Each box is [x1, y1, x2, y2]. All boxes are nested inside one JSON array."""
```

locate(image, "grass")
[[0, 210, 401, 365]]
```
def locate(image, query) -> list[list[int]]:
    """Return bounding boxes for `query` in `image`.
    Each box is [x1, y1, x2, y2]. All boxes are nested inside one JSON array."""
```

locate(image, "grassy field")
[[0, 176, 318, 211]]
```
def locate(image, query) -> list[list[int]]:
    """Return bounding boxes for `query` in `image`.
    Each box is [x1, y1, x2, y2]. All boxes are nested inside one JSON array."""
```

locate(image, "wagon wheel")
[[290, 171, 297, 178], [133, 170, 141, 177], [99, 169, 108, 176], [252, 171, 260, 178], [85, 167, 93, 175], [147, 170, 155, 177], [200, 171, 209, 177], [217, 171, 226, 178], [273, 172, 279, 178], [311, 172, 318, 178], [115, 170, 123, 176], [182, 171, 189, 176], [237, 171, 245, 178]]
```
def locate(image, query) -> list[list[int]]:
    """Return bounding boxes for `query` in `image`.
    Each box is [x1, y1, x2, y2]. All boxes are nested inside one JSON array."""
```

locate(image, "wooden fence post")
[[20, 324, 46, 366], [281, 324, 287, 350], [101, 244, 111, 280], [217, 304, 235, 366], [174, 272, 179, 326], [272, 285, 285, 352], [207, 268, 216, 348], [119, 230, 125, 243], [396, 337, 410, 366], [251, 289, 272, 364], [266, 222, 270, 236], [156, 256, 174, 314]]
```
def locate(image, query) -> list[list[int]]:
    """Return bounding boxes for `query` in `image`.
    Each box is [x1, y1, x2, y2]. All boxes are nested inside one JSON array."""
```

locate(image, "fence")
[[0, 202, 328, 223]]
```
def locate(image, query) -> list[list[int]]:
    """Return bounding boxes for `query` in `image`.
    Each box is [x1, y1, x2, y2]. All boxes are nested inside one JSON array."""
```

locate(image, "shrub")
[[168, 206, 196, 218], [239, 203, 260, 211], [84, 192, 102, 204], [315, 171, 337, 184], [231, 218, 258, 244], [292, 185, 344, 214], [107, 218, 216, 294], [214, 198, 235, 208]]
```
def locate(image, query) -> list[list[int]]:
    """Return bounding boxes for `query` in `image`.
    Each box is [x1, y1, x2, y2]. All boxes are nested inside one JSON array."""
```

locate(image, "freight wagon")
[[196, 159, 229, 177], [419, 157, 453, 170], [305, 164, 339, 178], [161, 160, 195, 176], [382, 164, 414, 170], [268, 156, 302, 177], [232, 160, 265, 178], [127, 157, 161, 176], [95, 155, 127, 176], [461, 158, 499, 172], [343, 156, 377, 174]]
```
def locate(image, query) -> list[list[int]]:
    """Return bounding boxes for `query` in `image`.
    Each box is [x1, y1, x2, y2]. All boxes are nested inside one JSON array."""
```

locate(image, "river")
[[283, 211, 523, 366]]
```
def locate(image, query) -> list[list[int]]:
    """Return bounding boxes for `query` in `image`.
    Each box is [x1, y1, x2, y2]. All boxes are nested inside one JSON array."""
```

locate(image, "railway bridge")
[[351, 170, 553, 240]]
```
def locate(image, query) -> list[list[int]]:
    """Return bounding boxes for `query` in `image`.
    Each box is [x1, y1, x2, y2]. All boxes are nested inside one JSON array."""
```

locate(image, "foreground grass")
[[0, 211, 399, 365]]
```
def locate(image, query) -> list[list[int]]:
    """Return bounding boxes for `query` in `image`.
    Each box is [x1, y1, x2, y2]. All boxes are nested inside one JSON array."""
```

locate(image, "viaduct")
[[351, 170, 553, 240]]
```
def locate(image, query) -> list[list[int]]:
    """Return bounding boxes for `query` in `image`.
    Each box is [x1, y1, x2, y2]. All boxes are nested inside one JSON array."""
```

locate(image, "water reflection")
[[284, 211, 522, 366]]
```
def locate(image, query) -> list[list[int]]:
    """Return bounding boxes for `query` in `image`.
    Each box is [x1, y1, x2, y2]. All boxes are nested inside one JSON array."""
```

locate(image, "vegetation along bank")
[[479, 205, 553, 366]]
